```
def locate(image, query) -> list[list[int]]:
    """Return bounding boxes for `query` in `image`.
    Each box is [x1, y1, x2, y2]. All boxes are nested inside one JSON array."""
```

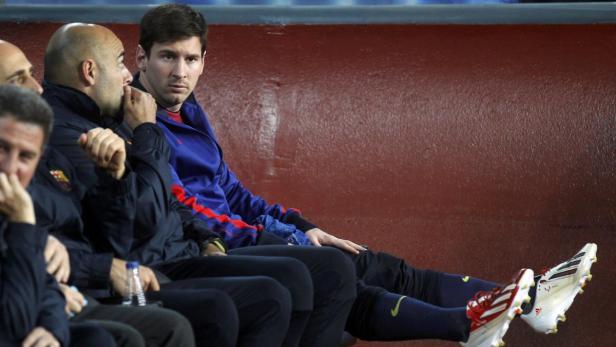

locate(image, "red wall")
[[1, 22, 614, 346]]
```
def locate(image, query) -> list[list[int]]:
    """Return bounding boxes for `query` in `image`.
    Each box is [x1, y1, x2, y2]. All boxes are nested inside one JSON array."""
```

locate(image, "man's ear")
[[198, 50, 207, 75], [136, 45, 147, 72], [80, 59, 96, 87]]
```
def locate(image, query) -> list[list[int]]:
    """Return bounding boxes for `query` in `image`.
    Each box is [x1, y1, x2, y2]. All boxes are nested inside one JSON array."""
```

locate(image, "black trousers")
[[155, 246, 355, 347], [154, 258, 294, 347], [228, 246, 357, 347], [69, 322, 117, 347], [156, 278, 291, 347], [75, 303, 195, 347]]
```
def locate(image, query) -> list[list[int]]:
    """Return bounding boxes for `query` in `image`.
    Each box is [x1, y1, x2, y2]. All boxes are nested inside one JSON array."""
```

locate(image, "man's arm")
[[170, 166, 261, 249], [35, 274, 70, 347], [0, 174, 50, 342], [216, 162, 365, 253], [172, 160, 314, 247], [0, 221, 49, 342]]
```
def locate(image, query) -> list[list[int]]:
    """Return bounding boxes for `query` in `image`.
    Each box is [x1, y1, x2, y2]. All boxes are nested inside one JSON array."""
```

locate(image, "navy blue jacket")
[[132, 76, 315, 249], [29, 147, 136, 294], [0, 216, 70, 346], [43, 82, 217, 265]]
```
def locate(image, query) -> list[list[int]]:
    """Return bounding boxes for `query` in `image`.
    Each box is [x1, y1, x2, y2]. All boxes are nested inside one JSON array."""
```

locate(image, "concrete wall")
[[1, 22, 614, 346]]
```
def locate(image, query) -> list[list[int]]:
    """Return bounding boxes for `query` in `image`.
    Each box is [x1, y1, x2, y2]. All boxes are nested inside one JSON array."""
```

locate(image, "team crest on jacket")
[[50, 170, 72, 191]]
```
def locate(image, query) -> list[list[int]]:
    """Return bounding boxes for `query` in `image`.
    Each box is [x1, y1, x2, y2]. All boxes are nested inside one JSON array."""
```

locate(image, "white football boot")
[[521, 243, 597, 334], [462, 268, 534, 347]]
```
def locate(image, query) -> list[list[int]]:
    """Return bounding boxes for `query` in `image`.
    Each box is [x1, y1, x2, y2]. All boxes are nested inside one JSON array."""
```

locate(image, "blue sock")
[[368, 292, 470, 341], [431, 272, 499, 308]]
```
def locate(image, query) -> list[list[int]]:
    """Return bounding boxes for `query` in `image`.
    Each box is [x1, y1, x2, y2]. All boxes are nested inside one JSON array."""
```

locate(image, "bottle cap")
[[126, 261, 139, 269]]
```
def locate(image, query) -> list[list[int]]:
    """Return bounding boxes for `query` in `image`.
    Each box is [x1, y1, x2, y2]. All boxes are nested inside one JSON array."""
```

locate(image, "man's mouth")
[[169, 84, 188, 91]]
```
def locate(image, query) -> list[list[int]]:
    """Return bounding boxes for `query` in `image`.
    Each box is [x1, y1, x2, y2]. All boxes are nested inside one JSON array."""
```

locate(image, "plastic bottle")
[[122, 261, 147, 306]]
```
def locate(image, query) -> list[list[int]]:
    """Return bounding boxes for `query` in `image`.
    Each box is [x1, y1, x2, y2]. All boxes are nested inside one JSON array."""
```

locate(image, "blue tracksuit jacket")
[[133, 76, 316, 249]]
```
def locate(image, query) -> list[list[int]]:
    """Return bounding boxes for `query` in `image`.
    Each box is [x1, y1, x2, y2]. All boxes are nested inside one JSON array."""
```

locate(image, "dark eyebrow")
[[5, 69, 26, 81], [158, 49, 177, 56]]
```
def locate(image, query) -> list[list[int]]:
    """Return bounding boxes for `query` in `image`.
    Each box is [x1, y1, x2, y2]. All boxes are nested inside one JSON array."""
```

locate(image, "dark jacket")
[[29, 147, 135, 294], [43, 82, 217, 265], [0, 216, 70, 346]]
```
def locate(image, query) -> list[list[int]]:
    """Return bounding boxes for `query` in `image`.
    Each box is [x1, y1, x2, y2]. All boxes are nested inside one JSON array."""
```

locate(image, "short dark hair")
[[0, 84, 53, 145], [140, 4, 208, 56]]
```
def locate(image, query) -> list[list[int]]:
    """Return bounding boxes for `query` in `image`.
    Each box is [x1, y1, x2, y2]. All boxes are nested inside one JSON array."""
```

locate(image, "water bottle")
[[122, 261, 147, 306]]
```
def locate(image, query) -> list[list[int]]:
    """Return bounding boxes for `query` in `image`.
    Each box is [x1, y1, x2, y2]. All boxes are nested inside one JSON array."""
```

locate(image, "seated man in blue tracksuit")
[[0, 84, 118, 347], [43, 23, 355, 347], [132, 4, 599, 346]]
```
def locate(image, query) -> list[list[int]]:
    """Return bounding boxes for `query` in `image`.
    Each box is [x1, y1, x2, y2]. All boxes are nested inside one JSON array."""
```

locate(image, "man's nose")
[[172, 59, 188, 78], [0, 153, 18, 176], [123, 66, 133, 86], [26, 75, 43, 95]]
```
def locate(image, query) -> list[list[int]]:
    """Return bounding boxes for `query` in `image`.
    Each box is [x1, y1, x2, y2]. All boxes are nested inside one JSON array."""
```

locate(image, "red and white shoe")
[[462, 268, 534, 347], [521, 243, 597, 334]]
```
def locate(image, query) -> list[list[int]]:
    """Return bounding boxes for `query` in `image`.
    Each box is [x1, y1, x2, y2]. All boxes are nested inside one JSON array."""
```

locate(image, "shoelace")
[[467, 287, 502, 321]]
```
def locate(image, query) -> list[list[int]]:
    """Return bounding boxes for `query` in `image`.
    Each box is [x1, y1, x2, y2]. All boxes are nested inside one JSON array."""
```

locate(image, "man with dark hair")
[[134, 4, 599, 347]]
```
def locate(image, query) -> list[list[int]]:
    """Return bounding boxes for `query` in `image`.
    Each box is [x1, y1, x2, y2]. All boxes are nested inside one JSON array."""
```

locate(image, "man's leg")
[[69, 321, 119, 347], [157, 277, 291, 347], [78, 320, 143, 347], [349, 249, 498, 307], [74, 304, 195, 347], [228, 246, 356, 347], [347, 269, 534, 346], [155, 258, 302, 346], [345, 283, 469, 342]]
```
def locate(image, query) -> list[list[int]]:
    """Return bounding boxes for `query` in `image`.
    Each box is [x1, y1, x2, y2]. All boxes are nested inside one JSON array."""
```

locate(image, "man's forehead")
[[106, 35, 125, 56], [152, 37, 203, 54], [0, 43, 30, 78], [0, 116, 45, 147]]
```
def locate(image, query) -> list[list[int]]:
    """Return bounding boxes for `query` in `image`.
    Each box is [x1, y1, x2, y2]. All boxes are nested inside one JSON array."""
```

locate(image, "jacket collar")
[[42, 81, 122, 129]]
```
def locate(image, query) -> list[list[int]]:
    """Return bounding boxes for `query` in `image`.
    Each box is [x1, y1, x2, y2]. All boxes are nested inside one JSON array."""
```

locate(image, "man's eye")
[[8, 77, 22, 85], [20, 153, 35, 161]]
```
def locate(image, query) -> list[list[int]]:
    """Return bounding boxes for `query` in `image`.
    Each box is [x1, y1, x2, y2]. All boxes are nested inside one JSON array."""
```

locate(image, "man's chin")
[[163, 95, 187, 109]]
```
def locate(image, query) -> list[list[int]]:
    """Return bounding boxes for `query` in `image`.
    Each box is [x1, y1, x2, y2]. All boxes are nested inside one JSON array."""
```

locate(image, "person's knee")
[[70, 322, 119, 347], [318, 247, 357, 301], [251, 276, 293, 320], [207, 291, 239, 336], [265, 257, 314, 311], [157, 309, 197, 347]]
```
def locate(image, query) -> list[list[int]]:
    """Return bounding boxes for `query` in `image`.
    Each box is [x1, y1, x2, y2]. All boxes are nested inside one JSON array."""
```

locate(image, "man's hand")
[[0, 173, 35, 224], [202, 242, 226, 257], [78, 128, 126, 179], [109, 258, 160, 297], [21, 327, 59, 347], [58, 284, 86, 316], [44, 235, 70, 283], [122, 86, 157, 130], [305, 228, 366, 254]]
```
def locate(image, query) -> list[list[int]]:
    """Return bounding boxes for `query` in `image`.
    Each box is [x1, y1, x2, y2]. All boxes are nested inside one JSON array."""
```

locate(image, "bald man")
[[41, 23, 361, 347], [0, 40, 43, 94], [42, 24, 302, 347]]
